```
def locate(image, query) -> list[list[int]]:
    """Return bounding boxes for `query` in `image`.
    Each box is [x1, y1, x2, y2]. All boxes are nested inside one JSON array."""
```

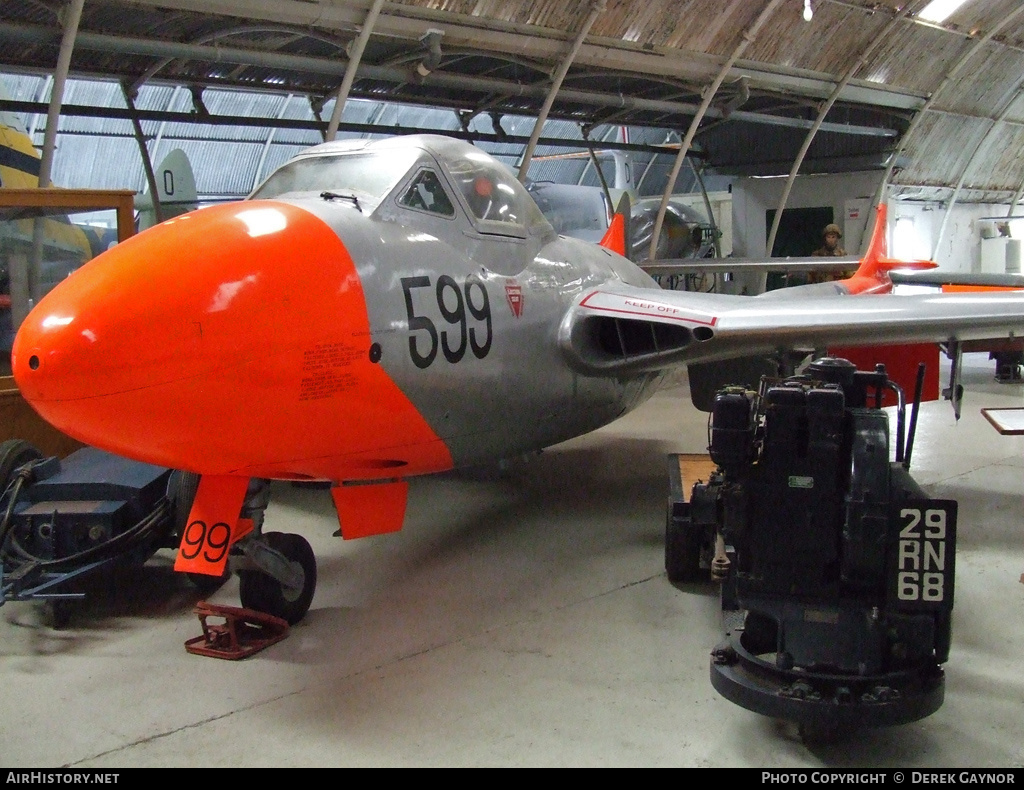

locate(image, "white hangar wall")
[[729, 172, 1022, 285], [891, 202, 1024, 276], [731, 171, 885, 259]]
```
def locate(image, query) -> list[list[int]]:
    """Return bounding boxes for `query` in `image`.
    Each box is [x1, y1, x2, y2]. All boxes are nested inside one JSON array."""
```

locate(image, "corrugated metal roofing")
[[1, 0, 1024, 204]]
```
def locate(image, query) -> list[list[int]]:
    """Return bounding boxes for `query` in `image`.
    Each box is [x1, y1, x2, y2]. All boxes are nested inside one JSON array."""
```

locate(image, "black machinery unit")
[[666, 358, 956, 734], [0, 442, 175, 619]]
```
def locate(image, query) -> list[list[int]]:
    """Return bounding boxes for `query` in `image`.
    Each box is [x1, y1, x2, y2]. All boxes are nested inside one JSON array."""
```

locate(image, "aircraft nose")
[[11, 200, 366, 472]]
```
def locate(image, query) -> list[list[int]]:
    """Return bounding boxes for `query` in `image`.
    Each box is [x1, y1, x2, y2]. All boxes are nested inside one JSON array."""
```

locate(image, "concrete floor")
[[1, 353, 1023, 767]]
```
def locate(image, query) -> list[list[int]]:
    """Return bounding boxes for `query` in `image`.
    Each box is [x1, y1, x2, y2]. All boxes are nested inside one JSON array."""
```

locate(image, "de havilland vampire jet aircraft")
[[11, 133, 1024, 625]]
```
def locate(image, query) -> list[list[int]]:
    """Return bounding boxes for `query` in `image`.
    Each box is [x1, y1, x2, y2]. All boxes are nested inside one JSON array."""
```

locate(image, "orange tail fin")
[[598, 193, 631, 257], [599, 212, 627, 256], [853, 204, 937, 281]]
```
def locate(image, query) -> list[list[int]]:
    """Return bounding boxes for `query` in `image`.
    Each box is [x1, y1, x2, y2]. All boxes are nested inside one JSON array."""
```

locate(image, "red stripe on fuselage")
[[580, 291, 719, 326]]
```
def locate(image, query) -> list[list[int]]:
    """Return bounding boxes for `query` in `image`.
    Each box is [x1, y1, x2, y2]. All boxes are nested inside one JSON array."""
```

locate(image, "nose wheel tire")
[[238, 532, 316, 625]]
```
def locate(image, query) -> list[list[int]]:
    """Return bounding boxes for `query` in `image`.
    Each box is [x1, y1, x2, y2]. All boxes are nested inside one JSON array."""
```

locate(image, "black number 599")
[[401, 275, 492, 369]]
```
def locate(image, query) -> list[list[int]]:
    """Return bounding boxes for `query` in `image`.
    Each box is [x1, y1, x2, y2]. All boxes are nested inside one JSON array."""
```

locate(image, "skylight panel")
[[918, 0, 971, 24]]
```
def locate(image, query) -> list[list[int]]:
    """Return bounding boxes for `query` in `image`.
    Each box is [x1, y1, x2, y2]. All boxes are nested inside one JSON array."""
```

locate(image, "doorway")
[[765, 206, 834, 290]]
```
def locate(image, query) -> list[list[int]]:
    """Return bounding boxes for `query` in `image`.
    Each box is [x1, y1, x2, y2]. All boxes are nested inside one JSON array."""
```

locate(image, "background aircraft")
[[1, 87, 197, 369], [11, 134, 1024, 625], [2, 93, 94, 371], [526, 147, 717, 265], [133, 148, 198, 233], [1, 85, 96, 281]]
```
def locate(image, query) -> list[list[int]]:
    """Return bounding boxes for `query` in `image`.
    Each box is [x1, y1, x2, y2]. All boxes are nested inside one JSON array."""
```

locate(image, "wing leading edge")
[[558, 283, 1024, 377]]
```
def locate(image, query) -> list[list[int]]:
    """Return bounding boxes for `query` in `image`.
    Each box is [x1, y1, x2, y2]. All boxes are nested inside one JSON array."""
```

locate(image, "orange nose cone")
[[16, 201, 336, 395], [12, 201, 450, 479]]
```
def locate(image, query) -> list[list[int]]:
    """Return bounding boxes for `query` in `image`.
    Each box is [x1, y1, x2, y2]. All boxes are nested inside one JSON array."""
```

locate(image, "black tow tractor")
[[666, 358, 955, 738]]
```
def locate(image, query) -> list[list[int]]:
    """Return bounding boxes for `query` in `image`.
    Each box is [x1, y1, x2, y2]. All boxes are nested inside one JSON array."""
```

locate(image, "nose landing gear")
[[169, 474, 318, 627]]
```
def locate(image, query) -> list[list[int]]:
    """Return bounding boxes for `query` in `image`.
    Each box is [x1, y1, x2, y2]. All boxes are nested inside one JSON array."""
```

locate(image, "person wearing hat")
[[809, 222, 850, 282]]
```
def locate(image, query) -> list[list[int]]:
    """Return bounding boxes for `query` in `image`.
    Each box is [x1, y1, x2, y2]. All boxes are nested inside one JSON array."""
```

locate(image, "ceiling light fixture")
[[918, 0, 971, 24]]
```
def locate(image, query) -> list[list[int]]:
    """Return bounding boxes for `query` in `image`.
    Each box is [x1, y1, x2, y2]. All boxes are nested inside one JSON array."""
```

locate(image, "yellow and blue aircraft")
[[1, 83, 196, 364]]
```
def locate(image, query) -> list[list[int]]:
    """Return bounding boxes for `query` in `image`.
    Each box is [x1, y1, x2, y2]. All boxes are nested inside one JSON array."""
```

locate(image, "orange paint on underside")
[[331, 481, 409, 539], [173, 475, 251, 575], [13, 201, 453, 480], [941, 284, 1024, 293]]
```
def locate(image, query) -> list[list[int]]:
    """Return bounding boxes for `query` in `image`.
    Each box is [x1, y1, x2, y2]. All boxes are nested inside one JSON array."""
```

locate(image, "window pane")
[[252, 150, 419, 200], [400, 170, 455, 216]]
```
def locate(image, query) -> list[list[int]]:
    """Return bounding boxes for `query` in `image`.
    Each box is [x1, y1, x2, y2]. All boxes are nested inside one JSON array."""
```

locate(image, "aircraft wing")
[[889, 270, 1024, 289], [640, 256, 860, 276], [558, 283, 1024, 376]]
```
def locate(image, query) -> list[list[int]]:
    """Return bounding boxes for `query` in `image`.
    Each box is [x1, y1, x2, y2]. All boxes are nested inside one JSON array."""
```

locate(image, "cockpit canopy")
[[250, 142, 418, 203], [250, 134, 552, 237]]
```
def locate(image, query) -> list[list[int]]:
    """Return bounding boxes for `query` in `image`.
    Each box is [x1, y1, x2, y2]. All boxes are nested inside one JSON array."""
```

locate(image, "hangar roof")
[[2, 0, 1024, 204]]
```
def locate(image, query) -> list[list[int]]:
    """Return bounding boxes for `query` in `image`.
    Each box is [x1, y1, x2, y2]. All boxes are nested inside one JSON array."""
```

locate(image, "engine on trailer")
[[0, 444, 176, 625], [6, 449, 172, 564], [666, 357, 956, 736]]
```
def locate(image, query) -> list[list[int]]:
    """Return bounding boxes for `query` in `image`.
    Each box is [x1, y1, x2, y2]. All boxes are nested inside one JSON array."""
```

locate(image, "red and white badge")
[[505, 282, 523, 318]]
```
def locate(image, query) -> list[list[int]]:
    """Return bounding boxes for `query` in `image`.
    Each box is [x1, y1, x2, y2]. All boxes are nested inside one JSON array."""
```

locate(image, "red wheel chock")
[[184, 601, 289, 659]]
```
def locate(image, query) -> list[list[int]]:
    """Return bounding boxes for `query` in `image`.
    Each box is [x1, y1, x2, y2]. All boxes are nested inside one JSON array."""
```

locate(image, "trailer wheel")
[[0, 439, 43, 497], [167, 470, 200, 537], [238, 532, 316, 625], [187, 568, 232, 596], [45, 599, 74, 630], [665, 511, 703, 583]]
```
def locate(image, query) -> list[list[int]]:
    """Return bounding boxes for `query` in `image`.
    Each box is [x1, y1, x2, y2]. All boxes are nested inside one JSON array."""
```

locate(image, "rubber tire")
[[0, 439, 43, 497], [238, 532, 316, 625], [665, 511, 703, 583], [167, 470, 200, 538], [188, 567, 232, 596], [46, 599, 74, 630], [166, 470, 231, 595], [739, 611, 778, 655]]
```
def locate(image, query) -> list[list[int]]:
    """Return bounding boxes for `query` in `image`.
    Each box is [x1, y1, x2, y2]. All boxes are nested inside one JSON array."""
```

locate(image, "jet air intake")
[[559, 313, 710, 376]]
